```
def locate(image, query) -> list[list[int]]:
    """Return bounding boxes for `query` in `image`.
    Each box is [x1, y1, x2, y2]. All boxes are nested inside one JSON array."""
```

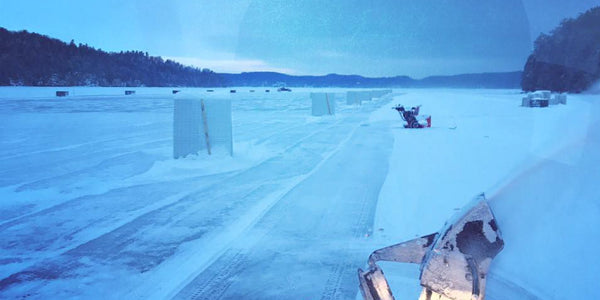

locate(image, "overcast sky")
[[1, 0, 598, 77]]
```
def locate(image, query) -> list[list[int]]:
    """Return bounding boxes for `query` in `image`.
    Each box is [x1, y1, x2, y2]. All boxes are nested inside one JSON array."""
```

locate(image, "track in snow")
[[173, 120, 393, 300], [0, 98, 393, 298]]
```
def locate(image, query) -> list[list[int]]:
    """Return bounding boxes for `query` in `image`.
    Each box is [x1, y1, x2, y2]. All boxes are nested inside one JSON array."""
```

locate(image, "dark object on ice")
[[392, 104, 431, 128], [277, 87, 291, 92], [526, 98, 549, 108], [55, 91, 69, 97], [265, 89, 270, 92], [521, 91, 555, 107], [250, 90, 255, 92], [173, 90, 181, 94], [358, 195, 504, 300], [206, 89, 214, 92], [521, 7, 600, 93], [125, 90, 135, 95], [230, 90, 236, 93]]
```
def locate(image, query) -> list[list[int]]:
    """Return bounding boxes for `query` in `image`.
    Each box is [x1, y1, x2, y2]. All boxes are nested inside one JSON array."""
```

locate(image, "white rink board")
[[310, 92, 335, 116], [346, 91, 362, 105], [173, 95, 232, 158]]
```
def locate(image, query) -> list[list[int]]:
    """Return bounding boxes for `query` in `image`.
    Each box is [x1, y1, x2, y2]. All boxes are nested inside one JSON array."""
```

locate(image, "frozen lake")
[[0, 87, 598, 299]]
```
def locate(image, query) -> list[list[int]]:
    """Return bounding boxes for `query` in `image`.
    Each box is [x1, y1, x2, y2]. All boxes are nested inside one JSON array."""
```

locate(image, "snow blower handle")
[[391, 105, 405, 112]]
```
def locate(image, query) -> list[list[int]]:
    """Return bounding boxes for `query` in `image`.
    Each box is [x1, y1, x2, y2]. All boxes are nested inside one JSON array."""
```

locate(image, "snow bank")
[[370, 90, 599, 299], [487, 97, 600, 299]]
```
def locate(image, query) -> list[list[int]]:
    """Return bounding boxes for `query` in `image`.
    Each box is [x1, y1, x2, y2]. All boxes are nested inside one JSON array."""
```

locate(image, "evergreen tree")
[[522, 7, 600, 93]]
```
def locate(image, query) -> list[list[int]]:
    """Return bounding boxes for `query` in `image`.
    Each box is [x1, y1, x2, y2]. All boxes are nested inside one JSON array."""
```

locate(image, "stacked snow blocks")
[[549, 93, 567, 105], [369, 89, 392, 99], [346, 91, 362, 105], [522, 90, 567, 107], [346, 90, 392, 105], [368, 90, 378, 100], [311, 92, 335, 116], [346, 91, 373, 104], [173, 94, 233, 158], [522, 90, 549, 107], [359, 91, 373, 102]]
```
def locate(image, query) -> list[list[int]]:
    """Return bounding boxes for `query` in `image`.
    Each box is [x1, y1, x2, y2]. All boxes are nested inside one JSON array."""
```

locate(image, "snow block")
[[173, 94, 233, 158], [524, 91, 565, 107], [346, 91, 362, 105], [558, 94, 567, 104], [311, 92, 335, 116], [529, 90, 551, 100], [347, 90, 391, 105], [524, 98, 549, 107], [550, 93, 567, 105], [539, 90, 552, 99], [370, 89, 392, 99], [368, 90, 378, 100], [371, 90, 381, 99], [360, 91, 373, 101]]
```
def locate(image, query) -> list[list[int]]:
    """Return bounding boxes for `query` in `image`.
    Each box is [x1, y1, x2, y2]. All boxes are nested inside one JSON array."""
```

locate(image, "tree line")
[[0, 27, 525, 89], [522, 7, 600, 93], [0, 27, 226, 87]]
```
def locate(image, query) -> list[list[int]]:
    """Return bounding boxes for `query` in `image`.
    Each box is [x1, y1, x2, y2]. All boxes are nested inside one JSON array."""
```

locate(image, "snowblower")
[[392, 105, 431, 128], [358, 194, 504, 300]]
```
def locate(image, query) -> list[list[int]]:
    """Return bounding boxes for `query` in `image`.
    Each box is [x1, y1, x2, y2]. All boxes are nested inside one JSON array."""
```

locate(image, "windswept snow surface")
[[0, 87, 597, 299]]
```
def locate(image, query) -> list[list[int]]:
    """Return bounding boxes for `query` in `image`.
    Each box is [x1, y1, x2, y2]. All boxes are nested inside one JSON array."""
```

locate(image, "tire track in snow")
[[0, 115, 333, 226], [0, 114, 360, 297], [0, 113, 343, 238], [123, 115, 370, 299], [0, 174, 231, 284], [172, 119, 393, 300], [0, 137, 171, 188], [123, 101, 394, 299], [177, 250, 248, 300], [0, 124, 168, 161]]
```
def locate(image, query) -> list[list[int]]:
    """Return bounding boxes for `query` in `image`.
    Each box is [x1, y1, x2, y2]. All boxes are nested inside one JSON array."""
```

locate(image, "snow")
[[0, 88, 598, 299]]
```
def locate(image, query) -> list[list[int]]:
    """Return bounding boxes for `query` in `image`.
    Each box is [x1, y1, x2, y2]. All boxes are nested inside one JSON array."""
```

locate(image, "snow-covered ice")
[[0, 87, 598, 299]]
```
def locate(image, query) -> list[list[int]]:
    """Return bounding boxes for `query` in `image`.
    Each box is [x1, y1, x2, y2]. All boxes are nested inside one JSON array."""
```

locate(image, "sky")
[[1, 0, 599, 77]]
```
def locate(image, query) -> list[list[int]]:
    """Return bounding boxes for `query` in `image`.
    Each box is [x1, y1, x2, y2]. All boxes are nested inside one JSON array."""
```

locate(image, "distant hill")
[[220, 72, 414, 87], [0, 27, 225, 87], [220, 71, 522, 89], [417, 72, 523, 89], [0, 27, 522, 88], [522, 7, 600, 93]]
